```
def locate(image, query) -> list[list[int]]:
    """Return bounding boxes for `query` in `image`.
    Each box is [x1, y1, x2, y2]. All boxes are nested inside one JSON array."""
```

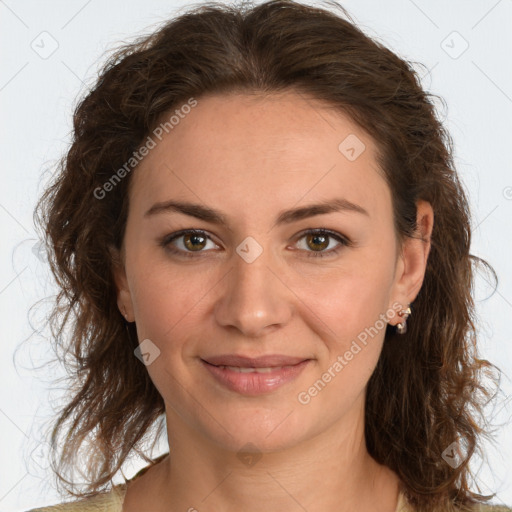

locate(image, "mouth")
[[200, 355, 312, 395], [207, 365, 298, 373], [202, 354, 310, 368]]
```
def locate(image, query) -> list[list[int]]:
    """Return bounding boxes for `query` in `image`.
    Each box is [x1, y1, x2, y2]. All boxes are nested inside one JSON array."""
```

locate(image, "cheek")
[[127, 266, 210, 396], [292, 265, 393, 412], [296, 255, 395, 342], [127, 254, 208, 346]]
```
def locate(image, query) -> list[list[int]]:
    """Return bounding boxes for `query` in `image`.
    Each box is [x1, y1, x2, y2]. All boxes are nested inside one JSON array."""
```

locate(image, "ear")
[[388, 200, 434, 323], [109, 244, 135, 322]]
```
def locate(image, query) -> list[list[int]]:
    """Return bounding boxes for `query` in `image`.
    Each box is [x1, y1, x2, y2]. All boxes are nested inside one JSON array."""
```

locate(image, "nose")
[[213, 241, 293, 337]]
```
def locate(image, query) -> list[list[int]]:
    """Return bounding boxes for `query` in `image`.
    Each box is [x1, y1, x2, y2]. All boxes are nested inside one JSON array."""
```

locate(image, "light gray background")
[[1, 1, 511, 511]]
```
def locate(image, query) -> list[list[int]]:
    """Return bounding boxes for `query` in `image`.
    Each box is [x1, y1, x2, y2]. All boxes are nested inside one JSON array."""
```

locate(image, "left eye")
[[160, 229, 350, 258], [294, 229, 349, 257]]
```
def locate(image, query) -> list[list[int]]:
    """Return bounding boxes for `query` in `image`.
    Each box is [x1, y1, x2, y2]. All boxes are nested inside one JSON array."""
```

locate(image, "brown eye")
[[183, 233, 207, 251], [305, 233, 329, 252], [161, 230, 218, 257], [295, 229, 351, 258]]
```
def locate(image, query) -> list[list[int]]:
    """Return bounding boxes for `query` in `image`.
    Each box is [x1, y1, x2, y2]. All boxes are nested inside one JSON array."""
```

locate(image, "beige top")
[[26, 485, 512, 512], [27, 484, 414, 511], [26, 464, 512, 512]]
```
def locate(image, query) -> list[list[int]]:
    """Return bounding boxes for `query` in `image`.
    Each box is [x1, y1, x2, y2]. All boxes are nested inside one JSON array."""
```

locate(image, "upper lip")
[[202, 354, 310, 368]]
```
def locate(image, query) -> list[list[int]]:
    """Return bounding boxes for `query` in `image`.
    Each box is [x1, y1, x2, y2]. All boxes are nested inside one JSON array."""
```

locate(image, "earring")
[[120, 306, 128, 321], [396, 306, 412, 335]]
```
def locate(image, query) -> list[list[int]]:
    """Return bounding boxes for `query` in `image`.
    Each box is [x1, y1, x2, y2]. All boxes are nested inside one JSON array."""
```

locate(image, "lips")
[[201, 356, 311, 395], [202, 354, 309, 368]]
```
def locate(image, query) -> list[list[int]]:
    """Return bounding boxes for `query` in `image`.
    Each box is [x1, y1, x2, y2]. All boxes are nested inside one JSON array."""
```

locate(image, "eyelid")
[[292, 228, 352, 247]]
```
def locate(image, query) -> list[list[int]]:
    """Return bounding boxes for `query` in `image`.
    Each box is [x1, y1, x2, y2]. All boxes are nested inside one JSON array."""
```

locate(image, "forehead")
[[129, 91, 392, 225]]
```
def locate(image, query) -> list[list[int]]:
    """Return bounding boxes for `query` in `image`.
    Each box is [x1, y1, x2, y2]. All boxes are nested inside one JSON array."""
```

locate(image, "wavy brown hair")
[[34, 1, 502, 510]]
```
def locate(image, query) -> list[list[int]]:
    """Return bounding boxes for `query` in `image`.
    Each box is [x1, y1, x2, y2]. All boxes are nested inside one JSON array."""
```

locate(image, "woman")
[[28, 1, 510, 511]]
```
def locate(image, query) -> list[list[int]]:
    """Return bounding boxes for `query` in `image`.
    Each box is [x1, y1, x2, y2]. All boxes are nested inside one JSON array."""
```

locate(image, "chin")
[[198, 405, 312, 455]]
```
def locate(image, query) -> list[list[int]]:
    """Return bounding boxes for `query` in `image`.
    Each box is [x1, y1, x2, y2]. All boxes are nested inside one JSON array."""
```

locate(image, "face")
[[114, 91, 431, 456]]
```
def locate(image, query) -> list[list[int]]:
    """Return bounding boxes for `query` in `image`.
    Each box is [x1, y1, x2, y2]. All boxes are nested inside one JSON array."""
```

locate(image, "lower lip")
[[201, 359, 311, 395]]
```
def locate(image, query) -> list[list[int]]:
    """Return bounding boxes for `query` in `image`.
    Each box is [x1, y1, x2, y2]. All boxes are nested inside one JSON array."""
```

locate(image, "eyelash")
[[159, 228, 352, 259]]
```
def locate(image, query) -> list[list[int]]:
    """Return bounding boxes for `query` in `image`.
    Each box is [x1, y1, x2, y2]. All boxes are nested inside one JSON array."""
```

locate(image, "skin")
[[113, 91, 433, 512]]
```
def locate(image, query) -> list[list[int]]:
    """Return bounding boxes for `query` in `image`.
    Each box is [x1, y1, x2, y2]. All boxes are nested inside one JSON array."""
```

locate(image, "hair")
[[33, 1, 502, 510]]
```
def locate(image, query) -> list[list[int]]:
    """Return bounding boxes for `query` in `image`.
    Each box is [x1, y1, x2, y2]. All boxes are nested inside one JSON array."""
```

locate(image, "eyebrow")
[[144, 197, 369, 227]]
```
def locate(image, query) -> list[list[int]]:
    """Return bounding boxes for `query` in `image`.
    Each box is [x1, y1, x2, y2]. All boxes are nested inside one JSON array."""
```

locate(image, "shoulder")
[[397, 493, 512, 512], [25, 453, 167, 512], [25, 484, 126, 512]]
